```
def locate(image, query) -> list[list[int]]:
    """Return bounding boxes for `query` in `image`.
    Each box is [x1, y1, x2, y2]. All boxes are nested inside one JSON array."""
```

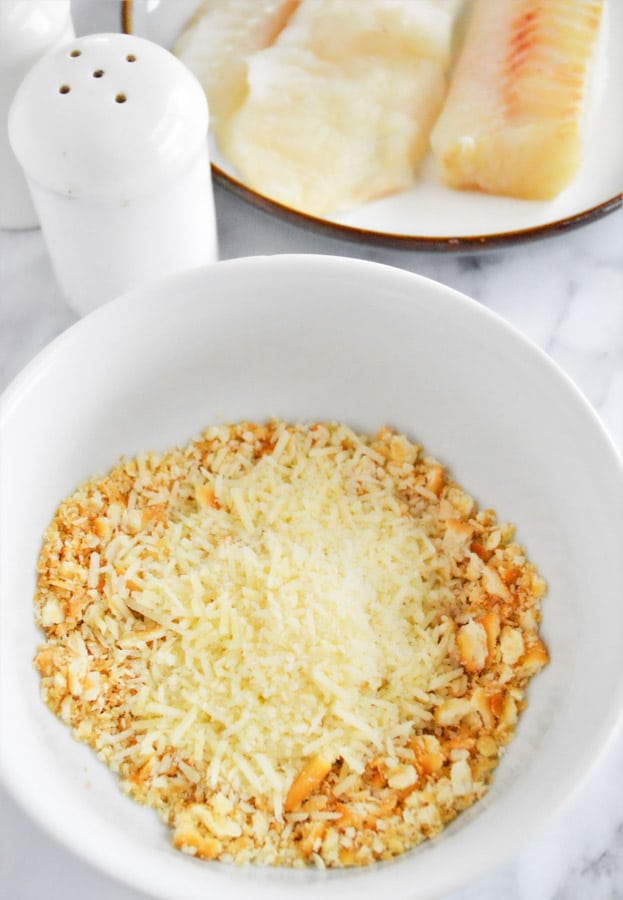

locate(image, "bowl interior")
[[1, 255, 622, 900]]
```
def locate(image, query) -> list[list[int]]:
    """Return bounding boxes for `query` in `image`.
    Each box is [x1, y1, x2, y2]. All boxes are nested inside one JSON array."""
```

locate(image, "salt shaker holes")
[[61, 45, 137, 104]]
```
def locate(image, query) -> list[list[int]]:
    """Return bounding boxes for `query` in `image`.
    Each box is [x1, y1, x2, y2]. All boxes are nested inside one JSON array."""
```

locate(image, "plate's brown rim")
[[121, 0, 623, 253], [209, 167, 622, 252]]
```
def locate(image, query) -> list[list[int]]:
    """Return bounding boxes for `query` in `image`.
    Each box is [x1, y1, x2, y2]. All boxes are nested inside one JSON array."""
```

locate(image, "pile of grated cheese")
[[34, 420, 548, 866], [118, 421, 457, 814]]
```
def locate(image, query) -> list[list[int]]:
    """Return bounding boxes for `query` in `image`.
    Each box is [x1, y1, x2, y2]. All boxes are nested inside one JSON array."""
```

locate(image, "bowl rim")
[[1, 254, 622, 900]]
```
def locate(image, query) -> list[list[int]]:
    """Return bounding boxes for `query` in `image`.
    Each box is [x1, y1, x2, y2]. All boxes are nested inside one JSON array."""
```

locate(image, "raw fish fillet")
[[218, 0, 464, 216], [174, 0, 301, 128], [430, 0, 603, 200]]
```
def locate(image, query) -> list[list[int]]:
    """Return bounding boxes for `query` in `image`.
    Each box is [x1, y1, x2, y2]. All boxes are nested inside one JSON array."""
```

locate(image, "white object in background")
[[8, 32, 217, 315], [0, 0, 74, 230]]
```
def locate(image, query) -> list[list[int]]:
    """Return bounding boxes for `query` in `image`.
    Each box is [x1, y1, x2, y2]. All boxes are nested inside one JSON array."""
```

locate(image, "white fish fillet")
[[430, 0, 604, 200], [174, 0, 301, 127], [218, 0, 464, 215]]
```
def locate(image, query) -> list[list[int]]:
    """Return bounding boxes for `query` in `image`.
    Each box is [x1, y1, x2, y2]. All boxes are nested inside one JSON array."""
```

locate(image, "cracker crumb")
[[33, 421, 548, 867]]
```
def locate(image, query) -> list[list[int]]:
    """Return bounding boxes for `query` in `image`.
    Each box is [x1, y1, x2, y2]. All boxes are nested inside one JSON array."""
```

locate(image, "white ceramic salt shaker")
[[0, 0, 74, 229], [8, 32, 217, 314]]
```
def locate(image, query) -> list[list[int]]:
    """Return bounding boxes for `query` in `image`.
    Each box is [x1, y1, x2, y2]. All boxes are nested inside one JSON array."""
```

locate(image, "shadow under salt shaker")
[[8, 32, 218, 315]]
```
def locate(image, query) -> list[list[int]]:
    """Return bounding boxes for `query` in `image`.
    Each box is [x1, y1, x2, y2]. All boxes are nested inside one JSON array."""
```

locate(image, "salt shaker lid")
[[8, 32, 209, 202], [0, 0, 72, 67]]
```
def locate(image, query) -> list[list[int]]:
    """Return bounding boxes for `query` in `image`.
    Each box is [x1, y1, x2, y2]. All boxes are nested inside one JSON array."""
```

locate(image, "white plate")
[[1, 255, 622, 900], [122, 0, 623, 249]]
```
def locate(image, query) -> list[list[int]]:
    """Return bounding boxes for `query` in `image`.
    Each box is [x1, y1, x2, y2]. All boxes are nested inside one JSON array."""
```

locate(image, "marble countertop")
[[1, 2, 622, 898]]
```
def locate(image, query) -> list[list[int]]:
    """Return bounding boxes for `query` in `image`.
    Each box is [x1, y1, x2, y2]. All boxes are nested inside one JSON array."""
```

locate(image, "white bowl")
[[1, 254, 622, 900]]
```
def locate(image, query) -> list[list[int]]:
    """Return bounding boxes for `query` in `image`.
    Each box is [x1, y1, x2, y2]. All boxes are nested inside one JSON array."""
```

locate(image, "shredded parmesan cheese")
[[33, 421, 548, 867]]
